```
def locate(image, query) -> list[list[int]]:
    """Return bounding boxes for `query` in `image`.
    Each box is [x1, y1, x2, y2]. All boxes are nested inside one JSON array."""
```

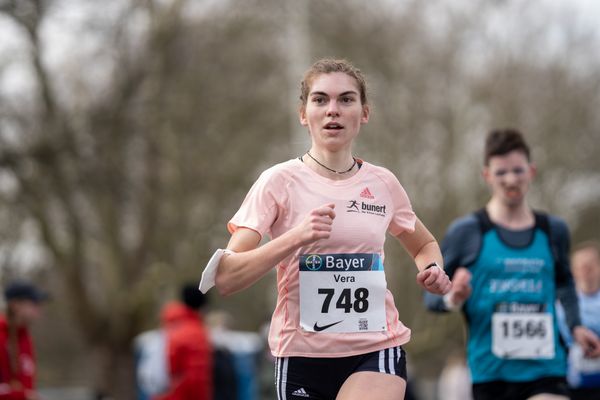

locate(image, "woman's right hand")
[[293, 203, 336, 246], [216, 204, 336, 296]]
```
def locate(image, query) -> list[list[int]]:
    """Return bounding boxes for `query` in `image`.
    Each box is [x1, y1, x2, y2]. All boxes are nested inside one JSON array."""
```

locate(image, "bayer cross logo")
[[305, 255, 323, 270]]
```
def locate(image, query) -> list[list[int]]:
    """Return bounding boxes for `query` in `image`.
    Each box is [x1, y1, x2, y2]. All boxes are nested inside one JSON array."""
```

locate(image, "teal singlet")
[[465, 211, 566, 383]]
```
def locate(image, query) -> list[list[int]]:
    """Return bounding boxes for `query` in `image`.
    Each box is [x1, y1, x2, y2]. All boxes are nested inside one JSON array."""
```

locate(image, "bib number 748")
[[318, 287, 369, 313]]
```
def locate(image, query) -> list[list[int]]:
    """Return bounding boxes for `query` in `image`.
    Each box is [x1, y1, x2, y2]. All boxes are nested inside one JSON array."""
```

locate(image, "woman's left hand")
[[416, 266, 452, 295]]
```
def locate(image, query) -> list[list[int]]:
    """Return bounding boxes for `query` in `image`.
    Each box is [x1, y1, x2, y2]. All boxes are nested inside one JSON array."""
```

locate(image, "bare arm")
[[215, 203, 336, 296], [395, 218, 451, 295]]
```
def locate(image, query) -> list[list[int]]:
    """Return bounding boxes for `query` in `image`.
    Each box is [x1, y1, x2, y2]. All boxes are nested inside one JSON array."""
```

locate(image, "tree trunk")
[[92, 344, 136, 400]]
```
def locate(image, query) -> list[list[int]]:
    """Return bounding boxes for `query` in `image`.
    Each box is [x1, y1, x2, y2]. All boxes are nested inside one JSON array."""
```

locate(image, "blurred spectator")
[[135, 328, 168, 400], [0, 280, 48, 400], [136, 284, 213, 400], [206, 312, 238, 400], [557, 241, 600, 400], [437, 350, 472, 400], [206, 311, 261, 400], [155, 284, 213, 400]]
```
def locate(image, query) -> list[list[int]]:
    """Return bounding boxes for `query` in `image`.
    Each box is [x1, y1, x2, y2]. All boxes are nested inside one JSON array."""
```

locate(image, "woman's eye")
[[312, 96, 326, 104], [495, 170, 507, 177]]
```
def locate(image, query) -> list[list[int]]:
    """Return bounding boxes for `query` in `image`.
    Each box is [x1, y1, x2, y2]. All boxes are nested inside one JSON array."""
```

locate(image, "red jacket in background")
[[155, 302, 213, 400], [0, 316, 35, 400]]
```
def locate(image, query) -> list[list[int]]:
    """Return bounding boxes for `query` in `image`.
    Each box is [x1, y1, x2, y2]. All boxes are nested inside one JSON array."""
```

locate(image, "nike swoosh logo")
[[313, 320, 343, 332]]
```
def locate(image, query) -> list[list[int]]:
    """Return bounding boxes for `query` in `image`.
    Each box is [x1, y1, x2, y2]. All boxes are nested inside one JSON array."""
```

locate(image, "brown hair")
[[484, 129, 531, 166], [299, 58, 368, 106], [572, 240, 600, 257]]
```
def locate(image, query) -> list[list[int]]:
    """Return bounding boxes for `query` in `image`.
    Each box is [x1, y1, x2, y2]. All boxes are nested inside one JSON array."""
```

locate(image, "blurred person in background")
[[205, 311, 238, 400], [425, 129, 600, 400], [200, 58, 451, 400], [154, 284, 213, 400], [556, 241, 600, 400], [0, 281, 48, 400], [437, 350, 472, 400]]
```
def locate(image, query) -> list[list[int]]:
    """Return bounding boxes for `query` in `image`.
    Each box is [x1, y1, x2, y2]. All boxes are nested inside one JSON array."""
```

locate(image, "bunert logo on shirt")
[[346, 199, 386, 217]]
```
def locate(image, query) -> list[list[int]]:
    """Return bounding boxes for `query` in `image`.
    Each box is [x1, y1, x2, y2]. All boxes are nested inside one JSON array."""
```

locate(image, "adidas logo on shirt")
[[360, 187, 375, 199], [292, 387, 310, 397]]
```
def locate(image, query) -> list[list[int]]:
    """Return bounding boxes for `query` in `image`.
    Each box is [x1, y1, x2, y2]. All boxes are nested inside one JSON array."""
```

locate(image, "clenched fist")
[[292, 203, 336, 246], [417, 265, 452, 295]]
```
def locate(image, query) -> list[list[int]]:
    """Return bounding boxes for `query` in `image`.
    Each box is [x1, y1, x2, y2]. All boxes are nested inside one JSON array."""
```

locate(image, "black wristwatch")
[[425, 262, 440, 270]]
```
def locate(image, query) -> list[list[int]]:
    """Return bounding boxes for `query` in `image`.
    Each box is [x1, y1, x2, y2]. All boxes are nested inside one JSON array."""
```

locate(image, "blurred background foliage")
[[0, 0, 599, 398]]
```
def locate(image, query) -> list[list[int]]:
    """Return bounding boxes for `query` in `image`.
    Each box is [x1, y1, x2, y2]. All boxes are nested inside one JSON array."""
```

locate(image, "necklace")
[[305, 151, 357, 174]]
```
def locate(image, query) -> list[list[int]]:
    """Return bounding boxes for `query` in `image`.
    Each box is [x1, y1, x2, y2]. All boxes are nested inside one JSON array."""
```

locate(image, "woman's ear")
[[299, 106, 308, 126], [361, 105, 370, 124]]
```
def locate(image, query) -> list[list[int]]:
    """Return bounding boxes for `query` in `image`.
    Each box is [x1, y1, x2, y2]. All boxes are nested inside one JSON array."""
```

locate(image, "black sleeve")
[[424, 214, 481, 312], [550, 216, 581, 331]]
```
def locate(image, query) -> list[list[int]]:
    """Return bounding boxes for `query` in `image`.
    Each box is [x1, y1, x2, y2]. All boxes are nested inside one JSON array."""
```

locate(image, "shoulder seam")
[[367, 165, 402, 204]]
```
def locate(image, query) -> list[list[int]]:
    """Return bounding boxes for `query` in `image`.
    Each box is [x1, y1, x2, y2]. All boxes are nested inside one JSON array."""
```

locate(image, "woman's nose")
[[326, 102, 340, 117]]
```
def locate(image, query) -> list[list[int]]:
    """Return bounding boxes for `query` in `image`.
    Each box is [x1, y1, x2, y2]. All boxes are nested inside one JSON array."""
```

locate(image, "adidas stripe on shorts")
[[275, 345, 406, 400]]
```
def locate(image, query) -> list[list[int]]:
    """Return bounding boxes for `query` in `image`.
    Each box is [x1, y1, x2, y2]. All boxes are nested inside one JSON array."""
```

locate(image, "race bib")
[[299, 253, 387, 333], [492, 303, 554, 359]]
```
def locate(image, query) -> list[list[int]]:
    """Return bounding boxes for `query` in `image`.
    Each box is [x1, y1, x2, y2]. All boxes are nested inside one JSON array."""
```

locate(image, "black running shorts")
[[472, 376, 569, 400], [275, 345, 406, 400]]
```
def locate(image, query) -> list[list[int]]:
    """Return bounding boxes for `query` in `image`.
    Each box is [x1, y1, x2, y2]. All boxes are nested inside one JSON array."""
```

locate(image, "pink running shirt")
[[228, 158, 416, 358]]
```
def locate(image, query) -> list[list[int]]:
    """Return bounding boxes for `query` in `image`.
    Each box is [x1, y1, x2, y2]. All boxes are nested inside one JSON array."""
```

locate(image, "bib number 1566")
[[500, 319, 547, 338], [492, 313, 554, 359], [318, 288, 369, 313]]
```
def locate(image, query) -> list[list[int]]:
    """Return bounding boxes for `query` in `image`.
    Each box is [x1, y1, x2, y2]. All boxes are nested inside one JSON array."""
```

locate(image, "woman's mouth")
[[323, 122, 344, 130]]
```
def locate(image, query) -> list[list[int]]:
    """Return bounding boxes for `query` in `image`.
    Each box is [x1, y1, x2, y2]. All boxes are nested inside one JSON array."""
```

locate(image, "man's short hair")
[[484, 129, 531, 166], [572, 240, 600, 258]]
